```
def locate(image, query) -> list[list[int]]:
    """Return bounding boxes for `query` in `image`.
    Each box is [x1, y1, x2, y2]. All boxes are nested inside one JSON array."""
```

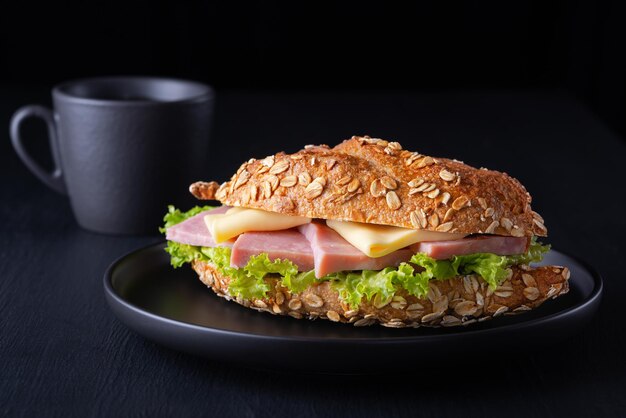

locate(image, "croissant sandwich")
[[161, 136, 570, 328]]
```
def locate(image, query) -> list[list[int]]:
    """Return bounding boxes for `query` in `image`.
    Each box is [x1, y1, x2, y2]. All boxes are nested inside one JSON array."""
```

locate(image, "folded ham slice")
[[230, 230, 315, 271], [413, 235, 530, 260], [298, 222, 414, 278], [167, 206, 530, 276], [165, 206, 233, 247]]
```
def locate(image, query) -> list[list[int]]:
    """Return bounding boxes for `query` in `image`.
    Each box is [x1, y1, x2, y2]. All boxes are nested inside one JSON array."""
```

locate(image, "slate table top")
[[1, 86, 624, 417]]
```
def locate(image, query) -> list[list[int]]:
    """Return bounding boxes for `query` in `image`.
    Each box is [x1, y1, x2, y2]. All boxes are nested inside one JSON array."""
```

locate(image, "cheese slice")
[[326, 219, 466, 258], [204, 207, 311, 243]]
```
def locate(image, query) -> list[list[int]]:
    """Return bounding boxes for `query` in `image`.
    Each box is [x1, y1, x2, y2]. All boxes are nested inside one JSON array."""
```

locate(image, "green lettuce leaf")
[[410, 253, 458, 280], [359, 269, 395, 303], [384, 263, 430, 299], [245, 253, 299, 280], [409, 239, 551, 291], [230, 253, 300, 299], [161, 206, 551, 308], [199, 247, 302, 300], [329, 272, 364, 309], [325, 263, 433, 309], [199, 247, 264, 298], [410, 252, 507, 290], [282, 270, 318, 294], [229, 274, 271, 300], [200, 246, 232, 271], [164, 241, 208, 268], [451, 253, 509, 289], [164, 237, 550, 308]]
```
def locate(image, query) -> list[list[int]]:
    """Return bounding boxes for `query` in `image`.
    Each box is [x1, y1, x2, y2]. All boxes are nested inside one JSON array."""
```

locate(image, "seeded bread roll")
[[193, 260, 570, 327], [190, 136, 547, 237]]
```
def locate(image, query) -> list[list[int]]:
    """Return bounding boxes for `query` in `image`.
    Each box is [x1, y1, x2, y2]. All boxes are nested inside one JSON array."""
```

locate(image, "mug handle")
[[10, 105, 67, 195]]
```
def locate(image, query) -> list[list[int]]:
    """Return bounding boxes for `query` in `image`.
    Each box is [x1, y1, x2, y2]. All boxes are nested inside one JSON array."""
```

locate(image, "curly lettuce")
[[164, 241, 207, 268], [324, 240, 549, 308], [162, 206, 550, 308], [202, 248, 303, 300], [408, 238, 550, 291]]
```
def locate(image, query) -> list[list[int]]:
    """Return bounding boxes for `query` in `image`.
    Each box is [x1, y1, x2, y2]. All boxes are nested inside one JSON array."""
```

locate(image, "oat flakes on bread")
[[193, 259, 570, 328], [162, 135, 569, 328], [190, 136, 546, 237]]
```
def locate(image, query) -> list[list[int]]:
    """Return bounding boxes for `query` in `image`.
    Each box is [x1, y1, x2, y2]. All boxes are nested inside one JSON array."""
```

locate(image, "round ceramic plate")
[[104, 242, 602, 374]]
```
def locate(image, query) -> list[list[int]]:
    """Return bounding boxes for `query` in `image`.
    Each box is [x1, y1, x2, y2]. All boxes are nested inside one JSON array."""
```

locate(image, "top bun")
[[190, 136, 546, 237]]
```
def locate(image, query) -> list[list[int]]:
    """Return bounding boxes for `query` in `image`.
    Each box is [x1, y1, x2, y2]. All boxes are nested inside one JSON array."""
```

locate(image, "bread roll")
[[182, 135, 564, 328], [190, 136, 546, 237], [193, 260, 570, 327]]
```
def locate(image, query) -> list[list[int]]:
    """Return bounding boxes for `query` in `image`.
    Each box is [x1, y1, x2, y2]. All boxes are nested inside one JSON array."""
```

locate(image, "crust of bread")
[[192, 260, 570, 328], [190, 136, 546, 237]]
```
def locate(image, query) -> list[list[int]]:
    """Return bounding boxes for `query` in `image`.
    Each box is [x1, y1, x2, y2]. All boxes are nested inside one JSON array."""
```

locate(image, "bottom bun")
[[192, 260, 570, 328]]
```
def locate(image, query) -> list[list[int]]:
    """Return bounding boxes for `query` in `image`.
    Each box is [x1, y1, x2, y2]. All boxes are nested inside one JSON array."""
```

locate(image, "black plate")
[[104, 242, 602, 374]]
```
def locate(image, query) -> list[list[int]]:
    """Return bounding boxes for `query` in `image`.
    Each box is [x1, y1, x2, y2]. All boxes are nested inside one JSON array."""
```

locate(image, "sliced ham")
[[165, 206, 233, 247], [298, 222, 414, 278], [167, 206, 530, 274], [230, 230, 315, 271], [413, 235, 530, 260]]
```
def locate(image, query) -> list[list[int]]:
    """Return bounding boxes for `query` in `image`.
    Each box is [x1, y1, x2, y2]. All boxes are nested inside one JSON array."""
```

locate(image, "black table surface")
[[1, 87, 625, 417]]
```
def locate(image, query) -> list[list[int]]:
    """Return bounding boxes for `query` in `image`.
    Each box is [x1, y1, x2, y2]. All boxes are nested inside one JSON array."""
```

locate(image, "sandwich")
[[161, 136, 570, 328]]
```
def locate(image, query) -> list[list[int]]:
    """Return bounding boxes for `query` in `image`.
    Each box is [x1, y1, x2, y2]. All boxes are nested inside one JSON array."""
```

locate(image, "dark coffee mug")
[[10, 77, 214, 234]]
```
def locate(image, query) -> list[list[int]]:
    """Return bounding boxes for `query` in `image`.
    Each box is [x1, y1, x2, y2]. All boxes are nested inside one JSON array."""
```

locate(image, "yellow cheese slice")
[[326, 219, 466, 258], [204, 207, 311, 243]]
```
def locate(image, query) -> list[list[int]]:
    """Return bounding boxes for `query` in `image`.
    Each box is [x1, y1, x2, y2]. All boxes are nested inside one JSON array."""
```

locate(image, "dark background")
[[1, 0, 625, 137], [2, 1, 626, 417]]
